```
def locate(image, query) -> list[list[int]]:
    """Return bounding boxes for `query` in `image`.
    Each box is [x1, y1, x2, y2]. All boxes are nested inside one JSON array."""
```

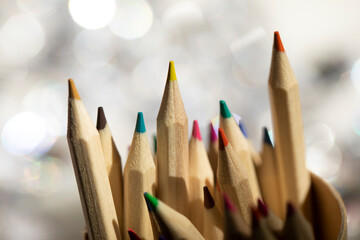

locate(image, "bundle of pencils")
[[67, 32, 347, 240]]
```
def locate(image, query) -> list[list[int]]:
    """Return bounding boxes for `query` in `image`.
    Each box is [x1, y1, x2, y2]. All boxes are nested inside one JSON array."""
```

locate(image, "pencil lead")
[[274, 31, 285, 52], [144, 193, 152, 212], [263, 127, 273, 146], [192, 120, 202, 140], [153, 134, 157, 154], [128, 228, 141, 240], [203, 186, 215, 209], [220, 100, 232, 118], [135, 112, 146, 133], [251, 207, 262, 227], [144, 192, 159, 211], [238, 121, 248, 138], [167, 61, 177, 82], [223, 193, 237, 213], [286, 202, 296, 217], [96, 107, 107, 130], [257, 199, 269, 217], [218, 128, 229, 150], [210, 123, 217, 142], [68, 79, 81, 100]]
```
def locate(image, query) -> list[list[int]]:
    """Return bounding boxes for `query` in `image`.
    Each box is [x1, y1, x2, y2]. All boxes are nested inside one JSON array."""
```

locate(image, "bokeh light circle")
[[69, 0, 116, 30], [109, 0, 153, 40]]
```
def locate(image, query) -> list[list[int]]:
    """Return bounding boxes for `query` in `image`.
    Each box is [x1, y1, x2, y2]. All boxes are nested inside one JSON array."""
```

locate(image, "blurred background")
[[0, 0, 359, 239]]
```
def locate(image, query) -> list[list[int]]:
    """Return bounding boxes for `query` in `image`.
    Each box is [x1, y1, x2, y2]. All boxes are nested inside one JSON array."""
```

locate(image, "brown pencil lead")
[[203, 186, 215, 209], [257, 199, 269, 217], [96, 107, 107, 130], [68, 78, 81, 100]]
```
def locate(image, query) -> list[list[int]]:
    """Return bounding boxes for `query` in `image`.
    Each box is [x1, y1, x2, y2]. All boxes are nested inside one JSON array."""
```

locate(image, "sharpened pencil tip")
[[251, 207, 262, 227], [263, 127, 273, 146], [96, 107, 107, 130], [167, 61, 177, 82], [203, 186, 215, 209], [286, 202, 296, 217], [210, 123, 218, 142], [239, 121, 248, 138], [218, 128, 229, 150], [257, 199, 269, 217], [135, 112, 146, 133], [274, 31, 285, 52], [144, 192, 159, 210], [153, 134, 157, 154], [128, 229, 141, 240], [68, 79, 81, 100], [220, 100, 232, 118], [192, 120, 202, 140]]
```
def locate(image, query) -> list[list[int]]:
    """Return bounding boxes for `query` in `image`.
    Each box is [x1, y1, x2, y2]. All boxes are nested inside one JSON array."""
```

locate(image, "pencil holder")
[[310, 173, 347, 240]]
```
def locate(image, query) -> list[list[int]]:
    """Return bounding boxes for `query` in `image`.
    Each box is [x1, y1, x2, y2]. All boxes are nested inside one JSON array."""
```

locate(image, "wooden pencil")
[[256, 127, 282, 218], [268, 31, 311, 216], [219, 100, 261, 202], [124, 112, 156, 239], [189, 120, 214, 232], [223, 194, 251, 240], [238, 121, 262, 167], [208, 122, 218, 185], [203, 186, 224, 240], [257, 199, 283, 234], [67, 79, 120, 240], [281, 203, 315, 240], [157, 61, 189, 216], [145, 193, 162, 240], [96, 107, 124, 238], [217, 128, 254, 224], [250, 208, 277, 240], [144, 192, 205, 240]]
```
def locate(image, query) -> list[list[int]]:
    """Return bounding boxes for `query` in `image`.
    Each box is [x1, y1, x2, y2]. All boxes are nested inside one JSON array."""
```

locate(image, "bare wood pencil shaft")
[[268, 32, 310, 216], [67, 79, 120, 240], [97, 107, 124, 238], [124, 113, 155, 239], [157, 61, 189, 216]]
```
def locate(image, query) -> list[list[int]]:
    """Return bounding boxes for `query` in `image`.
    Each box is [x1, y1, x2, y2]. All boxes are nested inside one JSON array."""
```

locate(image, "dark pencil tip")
[[128, 229, 141, 240], [251, 207, 262, 227], [96, 107, 107, 130], [263, 127, 273, 146], [257, 198, 269, 217], [286, 202, 296, 217], [203, 186, 215, 209]]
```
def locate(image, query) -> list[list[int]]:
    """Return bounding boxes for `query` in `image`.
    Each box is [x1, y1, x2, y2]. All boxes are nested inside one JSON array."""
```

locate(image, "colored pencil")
[[239, 121, 262, 167], [203, 186, 224, 240], [208, 122, 219, 184], [256, 127, 282, 218], [96, 107, 124, 237], [189, 120, 214, 232], [217, 128, 254, 224], [67, 79, 121, 240], [144, 192, 205, 240], [257, 199, 283, 234], [157, 61, 189, 216], [128, 229, 141, 240], [219, 100, 261, 202], [251, 208, 277, 240], [268, 31, 311, 216], [124, 112, 156, 239]]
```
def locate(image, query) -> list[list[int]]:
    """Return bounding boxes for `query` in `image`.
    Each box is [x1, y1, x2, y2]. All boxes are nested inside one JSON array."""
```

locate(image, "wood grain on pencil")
[[268, 31, 310, 218], [189, 120, 214, 232], [124, 112, 155, 239], [67, 79, 120, 240], [96, 107, 124, 238], [157, 61, 189, 216]]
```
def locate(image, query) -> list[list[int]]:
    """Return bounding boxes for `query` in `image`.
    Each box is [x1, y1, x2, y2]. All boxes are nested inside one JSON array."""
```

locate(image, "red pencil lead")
[[218, 128, 229, 150], [274, 31, 285, 52]]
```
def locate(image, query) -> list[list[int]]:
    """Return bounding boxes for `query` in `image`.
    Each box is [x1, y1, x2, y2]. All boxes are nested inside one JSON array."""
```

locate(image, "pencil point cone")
[[135, 112, 146, 133], [192, 120, 202, 140], [251, 207, 262, 227], [274, 31, 285, 52], [96, 107, 107, 130], [257, 199, 268, 217], [218, 128, 228, 150], [239, 121, 248, 138], [223, 193, 237, 213], [68, 79, 81, 100], [286, 202, 296, 217], [203, 186, 215, 209], [220, 100, 232, 118], [128, 228, 141, 240], [167, 61, 177, 82], [210, 123, 217, 142], [263, 127, 273, 146], [144, 192, 159, 211]]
